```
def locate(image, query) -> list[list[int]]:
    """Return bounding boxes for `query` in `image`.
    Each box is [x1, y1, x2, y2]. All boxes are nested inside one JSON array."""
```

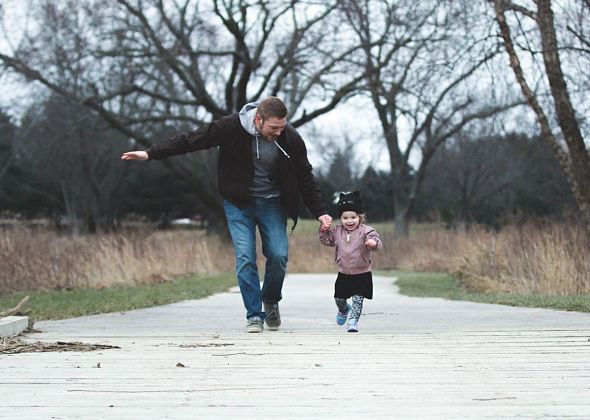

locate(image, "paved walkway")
[[2, 274, 590, 419]]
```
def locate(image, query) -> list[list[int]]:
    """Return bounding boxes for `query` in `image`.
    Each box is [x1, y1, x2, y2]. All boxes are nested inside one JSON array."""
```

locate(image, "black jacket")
[[146, 113, 326, 225]]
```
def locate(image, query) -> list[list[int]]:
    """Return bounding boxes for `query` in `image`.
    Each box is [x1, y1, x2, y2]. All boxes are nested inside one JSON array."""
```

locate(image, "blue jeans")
[[223, 197, 288, 320]]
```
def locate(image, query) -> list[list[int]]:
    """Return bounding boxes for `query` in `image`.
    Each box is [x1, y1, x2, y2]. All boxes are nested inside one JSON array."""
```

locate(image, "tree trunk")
[[394, 208, 409, 238], [536, 0, 590, 243], [392, 174, 410, 237], [495, 0, 590, 245]]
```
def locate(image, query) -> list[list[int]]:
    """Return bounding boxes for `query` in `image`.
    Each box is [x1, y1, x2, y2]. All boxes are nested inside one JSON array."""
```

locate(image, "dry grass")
[[0, 226, 233, 292], [287, 233, 334, 273], [453, 223, 590, 295], [383, 222, 590, 295], [2, 221, 589, 296], [380, 229, 465, 273]]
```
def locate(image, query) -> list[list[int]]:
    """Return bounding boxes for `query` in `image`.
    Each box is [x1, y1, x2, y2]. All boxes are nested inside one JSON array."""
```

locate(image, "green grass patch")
[[392, 271, 590, 313], [0, 273, 235, 321]]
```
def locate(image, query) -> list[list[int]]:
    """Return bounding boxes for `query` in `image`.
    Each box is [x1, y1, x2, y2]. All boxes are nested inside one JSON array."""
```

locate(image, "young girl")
[[319, 191, 382, 332]]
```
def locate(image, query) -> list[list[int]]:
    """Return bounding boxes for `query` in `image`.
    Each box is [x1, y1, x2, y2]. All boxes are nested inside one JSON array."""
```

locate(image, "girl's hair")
[[340, 211, 366, 224]]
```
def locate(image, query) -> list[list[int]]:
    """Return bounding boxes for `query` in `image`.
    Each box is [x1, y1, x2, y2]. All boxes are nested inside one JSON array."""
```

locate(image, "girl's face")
[[340, 211, 360, 231]]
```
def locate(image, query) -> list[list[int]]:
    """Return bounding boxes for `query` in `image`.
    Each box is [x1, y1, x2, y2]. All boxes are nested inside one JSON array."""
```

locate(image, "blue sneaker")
[[336, 304, 351, 325]]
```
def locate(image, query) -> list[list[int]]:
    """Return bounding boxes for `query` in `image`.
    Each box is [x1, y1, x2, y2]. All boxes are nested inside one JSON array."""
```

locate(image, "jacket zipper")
[[345, 229, 351, 274]]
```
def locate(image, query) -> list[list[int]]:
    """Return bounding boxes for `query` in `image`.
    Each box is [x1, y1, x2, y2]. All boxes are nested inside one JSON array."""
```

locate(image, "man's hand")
[[365, 239, 377, 249], [318, 214, 332, 232], [121, 151, 148, 161]]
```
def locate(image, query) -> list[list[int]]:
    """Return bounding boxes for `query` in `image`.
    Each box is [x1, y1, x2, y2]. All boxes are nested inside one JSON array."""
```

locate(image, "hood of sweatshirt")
[[237, 101, 291, 159], [238, 102, 259, 135]]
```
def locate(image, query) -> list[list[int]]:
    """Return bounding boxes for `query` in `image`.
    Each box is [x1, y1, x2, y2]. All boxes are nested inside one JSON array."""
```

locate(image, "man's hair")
[[257, 97, 288, 120]]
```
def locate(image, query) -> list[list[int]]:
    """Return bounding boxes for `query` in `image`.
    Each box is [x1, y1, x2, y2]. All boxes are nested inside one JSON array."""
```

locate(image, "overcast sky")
[[0, 1, 393, 175]]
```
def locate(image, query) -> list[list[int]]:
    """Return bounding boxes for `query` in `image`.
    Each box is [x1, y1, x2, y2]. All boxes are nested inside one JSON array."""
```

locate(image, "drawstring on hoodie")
[[256, 136, 260, 159], [255, 136, 290, 160], [273, 140, 290, 158]]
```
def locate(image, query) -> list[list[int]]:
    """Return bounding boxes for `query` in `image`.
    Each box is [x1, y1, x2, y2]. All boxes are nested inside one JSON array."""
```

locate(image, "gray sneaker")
[[263, 302, 281, 331], [245, 316, 263, 333]]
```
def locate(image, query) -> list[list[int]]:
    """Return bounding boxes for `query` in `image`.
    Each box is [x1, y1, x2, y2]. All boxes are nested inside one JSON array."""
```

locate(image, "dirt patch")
[[0, 337, 120, 354]]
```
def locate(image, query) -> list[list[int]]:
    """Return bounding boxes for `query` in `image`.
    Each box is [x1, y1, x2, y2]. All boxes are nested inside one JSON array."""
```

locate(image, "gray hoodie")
[[238, 102, 289, 198]]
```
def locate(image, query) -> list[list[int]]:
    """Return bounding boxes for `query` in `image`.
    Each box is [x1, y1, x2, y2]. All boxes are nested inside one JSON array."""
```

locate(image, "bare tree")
[[0, 0, 363, 224], [421, 132, 521, 228], [15, 96, 129, 233], [340, 0, 519, 236], [0, 110, 15, 187], [419, 131, 574, 226], [493, 0, 590, 244], [323, 139, 358, 192]]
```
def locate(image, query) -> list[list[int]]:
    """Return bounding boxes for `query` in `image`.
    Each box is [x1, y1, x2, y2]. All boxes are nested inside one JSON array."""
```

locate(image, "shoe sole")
[[245, 322, 263, 333], [245, 327, 263, 333]]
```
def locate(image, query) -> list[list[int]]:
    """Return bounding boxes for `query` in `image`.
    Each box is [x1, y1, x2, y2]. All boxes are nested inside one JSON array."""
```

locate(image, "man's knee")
[[267, 250, 288, 265], [236, 253, 257, 271]]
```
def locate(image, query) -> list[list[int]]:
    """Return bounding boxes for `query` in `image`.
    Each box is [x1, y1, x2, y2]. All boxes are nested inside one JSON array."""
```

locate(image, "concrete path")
[[1, 274, 590, 419]]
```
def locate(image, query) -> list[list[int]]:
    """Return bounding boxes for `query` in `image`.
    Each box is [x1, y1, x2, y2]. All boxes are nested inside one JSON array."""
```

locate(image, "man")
[[121, 97, 332, 333]]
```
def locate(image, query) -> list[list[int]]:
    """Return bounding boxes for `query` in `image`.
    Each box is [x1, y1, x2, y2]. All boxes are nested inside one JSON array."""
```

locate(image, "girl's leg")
[[349, 295, 364, 321], [335, 298, 349, 325], [347, 295, 364, 332], [335, 298, 348, 313]]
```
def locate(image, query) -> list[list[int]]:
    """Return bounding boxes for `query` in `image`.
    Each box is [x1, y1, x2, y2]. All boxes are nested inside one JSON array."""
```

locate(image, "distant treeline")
[[0, 98, 573, 233], [0, 1, 587, 236], [315, 132, 573, 227], [0, 98, 216, 233]]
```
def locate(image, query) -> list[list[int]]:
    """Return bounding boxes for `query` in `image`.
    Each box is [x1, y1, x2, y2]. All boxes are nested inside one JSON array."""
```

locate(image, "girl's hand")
[[365, 238, 377, 249]]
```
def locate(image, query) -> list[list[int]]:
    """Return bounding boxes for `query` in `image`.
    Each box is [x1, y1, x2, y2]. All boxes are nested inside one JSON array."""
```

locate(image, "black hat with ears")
[[337, 191, 363, 216]]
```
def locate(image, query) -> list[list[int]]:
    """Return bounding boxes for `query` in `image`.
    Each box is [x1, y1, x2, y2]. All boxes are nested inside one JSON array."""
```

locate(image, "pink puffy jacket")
[[319, 224, 383, 275]]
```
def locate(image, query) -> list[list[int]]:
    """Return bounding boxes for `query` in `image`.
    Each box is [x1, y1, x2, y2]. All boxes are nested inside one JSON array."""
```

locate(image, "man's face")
[[255, 114, 287, 141]]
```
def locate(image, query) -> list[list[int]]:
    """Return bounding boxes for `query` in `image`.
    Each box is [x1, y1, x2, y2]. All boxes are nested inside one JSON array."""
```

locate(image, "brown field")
[[1, 220, 589, 295], [381, 221, 590, 295], [0, 225, 233, 292]]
